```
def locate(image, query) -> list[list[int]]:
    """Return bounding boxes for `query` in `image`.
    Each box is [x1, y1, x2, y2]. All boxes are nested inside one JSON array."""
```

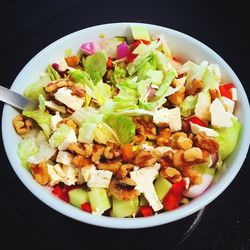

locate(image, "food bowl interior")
[[2, 23, 250, 229]]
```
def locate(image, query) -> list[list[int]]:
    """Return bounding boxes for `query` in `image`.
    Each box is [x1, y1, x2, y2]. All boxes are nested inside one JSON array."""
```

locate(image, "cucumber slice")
[[88, 188, 111, 214], [68, 188, 89, 208], [154, 176, 172, 201], [111, 197, 139, 218], [139, 194, 148, 206], [193, 162, 215, 176]]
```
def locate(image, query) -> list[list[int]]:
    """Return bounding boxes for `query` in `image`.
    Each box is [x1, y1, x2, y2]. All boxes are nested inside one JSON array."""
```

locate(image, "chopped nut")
[[160, 167, 182, 183], [67, 143, 93, 157], [117, 164, 134, 178], [184, 147, 203, 162], [173, 150, 185, 168], [104, 144, 121, 159], [65, 56, 80, 67], [156, 128, 171, 146], [97, 161, 122, 173], [176, 137, 193, 150], [209, 88, 219, 101], [72, 155, 91, 168], [133, 151, 157, 167], [195, 132, 219, 154], [182, 166, 202, 184], [45, 80, 74, 94], [134, 116, 157, 140], [108, 177, 139, 201], [70, 86, 85, 98], [12, 115, 32, 135], [91, 144, 105, 163], [186, 79, 204, 96], [168, 86, 185, 105], [31, 161, 49, 185]]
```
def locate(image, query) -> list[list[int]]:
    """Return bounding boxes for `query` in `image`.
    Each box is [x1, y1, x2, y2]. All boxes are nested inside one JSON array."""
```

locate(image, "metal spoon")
[[0, 85, 38, 111]]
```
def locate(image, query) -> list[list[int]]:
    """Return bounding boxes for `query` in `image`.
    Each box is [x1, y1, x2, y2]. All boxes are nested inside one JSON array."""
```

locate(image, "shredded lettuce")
[[38, 94, 46, 112], [146, 69, 164, 85], [104, 115, 136, 144], [23, 73, 50, 101], [70, 107, 100, 125], [18, 138, 39, 168], [49, 124, 75, 149], [23, 110, 52, 137], [83, 51, 107, 84], [202, 67, 220, 91], [92, 81, 112, 106], [48, 64, 60, 80], [93, 121, 119, 144], [78, 114, 103, 144], [68, 69, 95, 90], [110, 66, 127, 85], [27, 141, 56, 164], [180, 95, 198, 117]]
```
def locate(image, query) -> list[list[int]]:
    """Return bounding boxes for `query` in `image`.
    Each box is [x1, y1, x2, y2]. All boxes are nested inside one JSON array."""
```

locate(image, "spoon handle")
[[0, 86, 38, 111]]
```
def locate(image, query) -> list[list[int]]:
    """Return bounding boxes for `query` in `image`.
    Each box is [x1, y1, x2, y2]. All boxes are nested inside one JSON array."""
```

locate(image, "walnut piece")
[[72, 155, 91, 168], [91, 144, 105, 163], [133, 151, 157, 167], [186, 79, 204, 96], [156, 128, 171, 146], [182, 166, 202, 184], [117, 164, 134, 178], [45, 80, 74, 94], [160, 167, 182, 183], [97, 161, 122, 173], [168, 86, 185, 105], [108, 177, 139, 201], [104, 144, 121, 159], [195, 132, 219, 154], [30, 161, 49, 185], [183, 147, 203, 162], [12, 115, 32, 135], [67, 143, 93, 157]]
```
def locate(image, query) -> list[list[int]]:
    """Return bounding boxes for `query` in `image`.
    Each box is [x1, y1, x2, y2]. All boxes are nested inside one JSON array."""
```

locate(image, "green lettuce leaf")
[[18, 138, 39, 169], [92, 81, 112, 106], [23, 73, 50, 101], [110, 66, 127, 85], [83, 51, 107, 84], [104, 115, 136, 144], [68, 69, 95, 90], [48, 64, 60, 81], [23, 110, 52, 137], [48, 124, 74, 148], [38, 94, 46, 112], [202, 67, 220, 91], [180, 95, 198, 117]]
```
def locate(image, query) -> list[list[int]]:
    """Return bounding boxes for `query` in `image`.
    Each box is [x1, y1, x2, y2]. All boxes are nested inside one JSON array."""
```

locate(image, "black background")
[[0, 0, 249, 249]]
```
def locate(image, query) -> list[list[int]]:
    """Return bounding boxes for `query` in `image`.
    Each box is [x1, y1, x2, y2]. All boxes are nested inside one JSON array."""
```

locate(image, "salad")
[[12, 26, 241, 218]]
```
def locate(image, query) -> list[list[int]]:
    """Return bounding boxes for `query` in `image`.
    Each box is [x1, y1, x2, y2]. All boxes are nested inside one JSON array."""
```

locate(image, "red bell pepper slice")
[[219, 83, 234, 99], [127, 40, 151, 63], [163, 179, 186, 211], [139, 205, 154, 217], [81, 202, 92, 213], [127, 51, 138, 63], [186, 116, 207, 127]]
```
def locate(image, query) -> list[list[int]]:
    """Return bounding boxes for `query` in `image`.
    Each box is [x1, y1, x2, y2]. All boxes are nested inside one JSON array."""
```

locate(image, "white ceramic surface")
[[2, 23, 250, 229]]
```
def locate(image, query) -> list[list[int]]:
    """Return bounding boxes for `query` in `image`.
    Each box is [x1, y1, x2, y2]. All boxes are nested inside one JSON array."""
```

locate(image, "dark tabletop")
[[0, 1, 249, 249]]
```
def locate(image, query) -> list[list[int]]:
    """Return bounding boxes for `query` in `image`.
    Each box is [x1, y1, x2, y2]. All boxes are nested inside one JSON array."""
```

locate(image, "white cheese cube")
[[230, 88, 238, 101], [210, 98, 233, 128], [51, 112, 63, 131], [45, 100, 66, 114], [153, 108, 169, 124], [87, 170, 113, 189], [58, 129, 77, 150], [56, 151, 73, 165], [130, 164, 163, 212], [54, 87, 84, 111], [221, 96, 235, 113], [81, 165, 96, 182], [194, 92, 211, 122], [167, 107, 182, 132], [190, 122, 219, 137], [62, 165, 78, 186], [47, 163, 64, 186]]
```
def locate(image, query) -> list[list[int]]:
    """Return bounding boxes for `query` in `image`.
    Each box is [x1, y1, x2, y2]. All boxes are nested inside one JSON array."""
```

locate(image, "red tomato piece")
[[81, 202, 92, 213], [139, 206, 154, 217]]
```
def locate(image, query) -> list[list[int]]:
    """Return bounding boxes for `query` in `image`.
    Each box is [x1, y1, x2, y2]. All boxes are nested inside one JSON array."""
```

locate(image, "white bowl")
[[2, 23, 250, 229]]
